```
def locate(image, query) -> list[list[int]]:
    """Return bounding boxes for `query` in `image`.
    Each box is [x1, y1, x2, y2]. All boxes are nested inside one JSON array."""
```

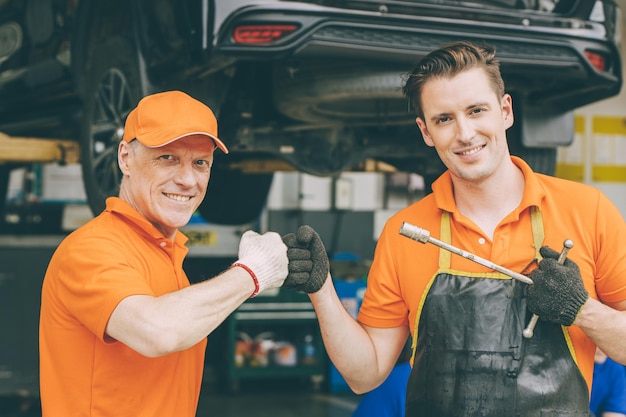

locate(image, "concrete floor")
[[198, 391, 360, 417], [0, 383, 362, 417], [197, 378, 361, 417]]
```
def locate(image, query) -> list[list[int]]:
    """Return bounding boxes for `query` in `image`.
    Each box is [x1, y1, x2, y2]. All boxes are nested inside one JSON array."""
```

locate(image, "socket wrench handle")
[[399, 222, 534, 285]]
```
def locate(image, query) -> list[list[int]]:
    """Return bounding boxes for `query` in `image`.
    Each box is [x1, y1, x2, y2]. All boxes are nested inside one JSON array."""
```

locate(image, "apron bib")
[[405, 210, 590, 417]]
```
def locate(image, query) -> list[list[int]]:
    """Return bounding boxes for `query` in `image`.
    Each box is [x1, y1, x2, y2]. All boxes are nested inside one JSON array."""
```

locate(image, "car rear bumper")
[[215, 3, 622, 109]]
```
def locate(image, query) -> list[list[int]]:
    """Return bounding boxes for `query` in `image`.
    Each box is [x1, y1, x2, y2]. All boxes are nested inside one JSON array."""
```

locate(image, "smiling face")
[[118, 134, 216, 240], [416, 67, 514, 185]]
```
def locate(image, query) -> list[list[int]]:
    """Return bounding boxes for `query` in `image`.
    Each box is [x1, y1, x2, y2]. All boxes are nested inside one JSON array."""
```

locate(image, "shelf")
[[221, 290, 327, 392]]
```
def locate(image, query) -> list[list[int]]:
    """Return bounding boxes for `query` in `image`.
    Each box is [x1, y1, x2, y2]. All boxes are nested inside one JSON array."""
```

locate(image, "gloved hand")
[[527, 246, 589, 326], [234, 230, 288, 297], [281, 225, 329, 293]]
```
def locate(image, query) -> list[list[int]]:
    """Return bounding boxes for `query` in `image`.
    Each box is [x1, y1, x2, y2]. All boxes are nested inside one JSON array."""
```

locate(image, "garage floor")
[[197, 378, 361, 417], [198, 391, 360, 417], [0, 382, 361, 417]]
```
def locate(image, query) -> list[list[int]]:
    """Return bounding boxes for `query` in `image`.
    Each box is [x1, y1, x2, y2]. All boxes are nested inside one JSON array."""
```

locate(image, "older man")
[[39, 91, 288, 417]]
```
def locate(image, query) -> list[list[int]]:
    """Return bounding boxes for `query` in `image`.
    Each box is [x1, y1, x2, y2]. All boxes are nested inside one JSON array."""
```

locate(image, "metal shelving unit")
[[222, 290, 326, 392]]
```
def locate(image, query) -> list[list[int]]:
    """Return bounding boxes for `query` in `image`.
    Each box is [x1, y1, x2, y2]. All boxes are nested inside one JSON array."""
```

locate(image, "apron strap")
[[438, 206, 544, 269], [530, 206, 544, 260], [439, 211, 452, 269]]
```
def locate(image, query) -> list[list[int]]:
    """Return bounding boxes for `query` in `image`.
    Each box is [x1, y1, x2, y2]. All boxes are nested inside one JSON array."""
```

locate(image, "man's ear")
[[502, 94, 514, 130], [118, 141, 131, 175], [416, 117, 435, 147]]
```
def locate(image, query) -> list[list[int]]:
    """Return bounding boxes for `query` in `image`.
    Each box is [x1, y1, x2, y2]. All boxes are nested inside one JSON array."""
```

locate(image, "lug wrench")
[[399, 222, 533, 285], [522, 239, 574, 338]]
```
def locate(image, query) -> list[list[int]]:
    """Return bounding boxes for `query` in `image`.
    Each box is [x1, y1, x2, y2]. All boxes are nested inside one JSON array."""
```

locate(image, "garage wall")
[[560, 0, 626, 216]]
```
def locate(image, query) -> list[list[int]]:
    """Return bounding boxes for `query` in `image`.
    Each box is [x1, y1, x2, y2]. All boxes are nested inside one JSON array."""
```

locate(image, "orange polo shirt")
[[358, 156, 626, 390], [39, 197, 207, 417]]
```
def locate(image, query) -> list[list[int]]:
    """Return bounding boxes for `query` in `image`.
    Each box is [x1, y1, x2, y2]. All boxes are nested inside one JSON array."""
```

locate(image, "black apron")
[[405, 209, 590, 417]]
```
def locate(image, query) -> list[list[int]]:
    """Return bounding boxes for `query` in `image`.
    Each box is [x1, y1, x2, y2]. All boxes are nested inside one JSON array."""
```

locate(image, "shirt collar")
[[432, 156, 546, 214], [105, 197, 189, 246]]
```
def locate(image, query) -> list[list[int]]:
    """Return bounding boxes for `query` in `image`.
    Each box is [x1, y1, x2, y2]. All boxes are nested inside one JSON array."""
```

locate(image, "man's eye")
[[195, 160, 212, 170], [159, 155, 174, 160], [436, 116, 450, 124]]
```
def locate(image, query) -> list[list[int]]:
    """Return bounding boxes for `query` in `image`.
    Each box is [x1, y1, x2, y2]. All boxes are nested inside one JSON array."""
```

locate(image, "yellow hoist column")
[[0, 132, 79, 164]]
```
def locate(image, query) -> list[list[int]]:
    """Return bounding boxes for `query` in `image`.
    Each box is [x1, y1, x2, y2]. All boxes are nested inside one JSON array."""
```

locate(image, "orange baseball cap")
[[122, 90, 229, 153]]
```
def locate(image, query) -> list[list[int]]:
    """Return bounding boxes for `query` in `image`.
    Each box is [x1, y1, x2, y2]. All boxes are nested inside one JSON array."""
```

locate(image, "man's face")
[[416, 68, 513, 184], [118, 135, 215, 239]]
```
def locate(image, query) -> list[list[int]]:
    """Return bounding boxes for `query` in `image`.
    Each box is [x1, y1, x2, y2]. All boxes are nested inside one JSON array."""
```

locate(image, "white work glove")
[[233, 230, 288, 297]]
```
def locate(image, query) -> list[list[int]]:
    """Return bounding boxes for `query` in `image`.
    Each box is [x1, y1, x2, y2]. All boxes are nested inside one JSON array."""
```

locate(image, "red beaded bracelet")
[[232, 262, 260, 297]]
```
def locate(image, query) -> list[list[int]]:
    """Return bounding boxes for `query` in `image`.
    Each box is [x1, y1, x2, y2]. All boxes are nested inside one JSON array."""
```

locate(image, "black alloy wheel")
[[80, 37, 142, 217]]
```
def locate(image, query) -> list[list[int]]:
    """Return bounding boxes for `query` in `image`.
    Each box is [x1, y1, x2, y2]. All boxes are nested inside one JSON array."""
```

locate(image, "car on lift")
[[0, 0, 622, 226]]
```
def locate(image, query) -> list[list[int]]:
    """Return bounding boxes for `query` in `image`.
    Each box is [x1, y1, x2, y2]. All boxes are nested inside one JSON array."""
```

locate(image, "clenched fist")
[[282, 225, 329, 293]]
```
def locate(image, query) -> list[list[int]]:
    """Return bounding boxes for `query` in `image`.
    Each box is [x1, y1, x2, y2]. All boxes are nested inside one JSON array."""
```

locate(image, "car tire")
[[0, 164, 11, 223], [508, 128, 557, 176], [197, 163, 273, 225], [77, 36, 270, 225], [79, 36, 143, 217], [511, 147, 556, 175]]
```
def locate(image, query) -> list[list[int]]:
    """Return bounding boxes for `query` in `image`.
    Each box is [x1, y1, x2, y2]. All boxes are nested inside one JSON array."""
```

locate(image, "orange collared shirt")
[[39, 197, 207, 417], [358, 157, 626, 390]]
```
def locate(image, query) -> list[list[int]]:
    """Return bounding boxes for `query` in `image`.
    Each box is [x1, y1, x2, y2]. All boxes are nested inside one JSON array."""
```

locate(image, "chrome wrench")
[[399, 222, 533, 285]]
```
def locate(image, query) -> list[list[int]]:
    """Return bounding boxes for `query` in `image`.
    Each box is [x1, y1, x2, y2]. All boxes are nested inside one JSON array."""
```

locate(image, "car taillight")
[[584, 50, 607, 72], [233, 25, 299, 44]]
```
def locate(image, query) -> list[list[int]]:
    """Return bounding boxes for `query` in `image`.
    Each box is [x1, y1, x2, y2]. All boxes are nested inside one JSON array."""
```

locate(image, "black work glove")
[[281, 225, 329, 293], [527, 246, 589, 326]]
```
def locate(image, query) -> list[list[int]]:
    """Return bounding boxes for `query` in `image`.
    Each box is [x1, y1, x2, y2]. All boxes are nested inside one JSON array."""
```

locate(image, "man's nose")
[[455, 117, 475, 142], [174, 163, 196, 186]]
